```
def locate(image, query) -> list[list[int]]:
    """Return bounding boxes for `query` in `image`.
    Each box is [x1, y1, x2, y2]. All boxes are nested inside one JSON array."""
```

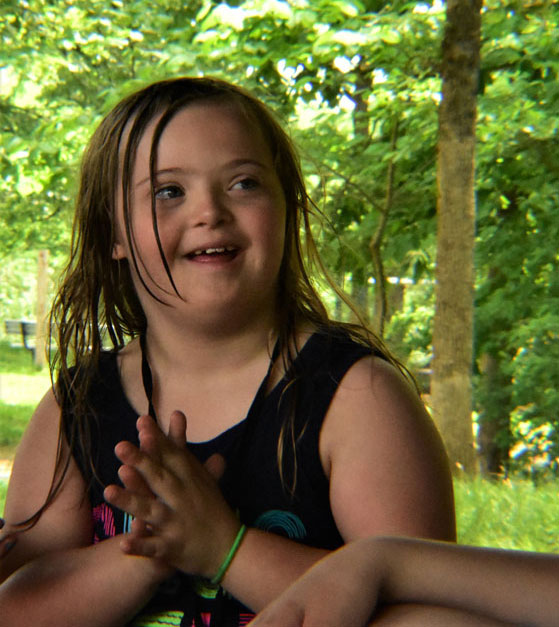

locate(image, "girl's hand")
[[104, 412, 240, 579], [249, 539, 383, 627]]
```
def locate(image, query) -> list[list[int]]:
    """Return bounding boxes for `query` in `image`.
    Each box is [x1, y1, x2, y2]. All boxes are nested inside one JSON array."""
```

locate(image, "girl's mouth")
[[186, 246, 239, 260]]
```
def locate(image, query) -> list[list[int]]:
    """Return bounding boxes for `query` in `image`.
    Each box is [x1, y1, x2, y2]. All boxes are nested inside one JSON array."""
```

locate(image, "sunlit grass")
[[0, 343, 50, 518], [0, 341, 44, 375], [0, 344, 52, 516], [0, 373, 51, 407], [0, 402, 35, 448], [455, 476, 559, 552], [0, 343, 50, 435], [0, 374, 48, 458]]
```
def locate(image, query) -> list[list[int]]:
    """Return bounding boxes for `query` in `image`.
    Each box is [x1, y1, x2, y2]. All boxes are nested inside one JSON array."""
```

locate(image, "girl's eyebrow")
[[135, 159, 268, 188], [136, 167, 184, 188], [224, 158, 267, 170]]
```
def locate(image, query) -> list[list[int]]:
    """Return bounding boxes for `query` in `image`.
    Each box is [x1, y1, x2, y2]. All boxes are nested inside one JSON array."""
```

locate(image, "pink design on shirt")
[[92, 503, 115, 543]]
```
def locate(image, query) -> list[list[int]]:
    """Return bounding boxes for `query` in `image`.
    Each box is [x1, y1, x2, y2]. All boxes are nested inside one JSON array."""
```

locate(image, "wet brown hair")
[[28, 77, 403, 525]]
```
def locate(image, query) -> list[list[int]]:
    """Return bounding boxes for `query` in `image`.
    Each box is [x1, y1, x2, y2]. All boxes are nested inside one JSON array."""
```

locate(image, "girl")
[[0, 77, 454, 626]]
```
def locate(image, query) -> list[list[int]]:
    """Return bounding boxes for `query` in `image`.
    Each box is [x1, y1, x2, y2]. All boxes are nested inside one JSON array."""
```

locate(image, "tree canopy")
[[1, 0, 558, 475]]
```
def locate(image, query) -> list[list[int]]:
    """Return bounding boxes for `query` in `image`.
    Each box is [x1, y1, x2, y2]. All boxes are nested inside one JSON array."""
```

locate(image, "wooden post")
[[34, 249, 49, 368]]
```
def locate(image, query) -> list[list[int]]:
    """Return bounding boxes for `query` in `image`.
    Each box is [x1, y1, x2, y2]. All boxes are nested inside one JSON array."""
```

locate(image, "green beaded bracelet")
[[211, 524, 247, 585]]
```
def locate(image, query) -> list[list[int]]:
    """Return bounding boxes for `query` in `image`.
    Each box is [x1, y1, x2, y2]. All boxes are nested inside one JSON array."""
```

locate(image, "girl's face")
[[113, 102, 287, 327]]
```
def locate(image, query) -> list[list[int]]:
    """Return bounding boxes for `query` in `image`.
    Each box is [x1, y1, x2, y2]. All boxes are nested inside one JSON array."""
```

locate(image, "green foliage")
[[385, 279, 435, 372], [455, 476, 559, 552], [0, 251, 65, 332], [473, 0, 559, 469], [1, 0, 558, 473], [508, 412, 559, 482], [0, 256, 37, 323]]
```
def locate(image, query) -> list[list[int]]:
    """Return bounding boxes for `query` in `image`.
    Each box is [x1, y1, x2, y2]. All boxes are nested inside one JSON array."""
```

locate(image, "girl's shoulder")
[[319, 340, 455, 542], [1, 388, 91, 582], [58, 343, 136, 418], [292, 324, 375, 375]]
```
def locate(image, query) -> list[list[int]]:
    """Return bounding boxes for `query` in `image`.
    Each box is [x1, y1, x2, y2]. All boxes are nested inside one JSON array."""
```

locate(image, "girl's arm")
[[321, 356, 456, 544], [106, 356, 455, 613], [0, 389, 169, 626], [234, 357, 456, 612], [249, 536, 559, 627]]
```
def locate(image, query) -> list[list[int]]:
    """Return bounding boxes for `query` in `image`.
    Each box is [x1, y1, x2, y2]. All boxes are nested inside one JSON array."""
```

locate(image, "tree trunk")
[[430, 0, 481, 473], [370, 118, 399, 337]]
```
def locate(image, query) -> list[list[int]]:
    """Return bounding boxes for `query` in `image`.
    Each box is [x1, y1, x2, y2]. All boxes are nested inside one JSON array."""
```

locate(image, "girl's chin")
[[164, 293, 275, 323]]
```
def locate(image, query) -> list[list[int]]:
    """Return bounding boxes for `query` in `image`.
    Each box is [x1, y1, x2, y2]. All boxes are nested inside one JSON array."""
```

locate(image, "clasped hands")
[[104, 411, 242, 580]]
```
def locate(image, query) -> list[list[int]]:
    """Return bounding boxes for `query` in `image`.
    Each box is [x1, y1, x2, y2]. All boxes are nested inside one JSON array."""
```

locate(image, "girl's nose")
[[188, 186, 232, 228]]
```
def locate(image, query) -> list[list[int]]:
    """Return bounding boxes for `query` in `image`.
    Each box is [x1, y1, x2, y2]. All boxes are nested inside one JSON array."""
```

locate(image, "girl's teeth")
[[193, 246, 235, 256]]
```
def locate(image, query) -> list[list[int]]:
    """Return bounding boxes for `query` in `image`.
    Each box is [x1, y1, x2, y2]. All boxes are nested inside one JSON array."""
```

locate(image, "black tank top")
[[63, 329, 372, 626]]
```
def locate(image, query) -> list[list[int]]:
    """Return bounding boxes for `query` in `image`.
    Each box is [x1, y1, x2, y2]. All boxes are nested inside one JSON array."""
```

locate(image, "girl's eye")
[[232, 177, 259, 191], [155, 185, 183, 200]]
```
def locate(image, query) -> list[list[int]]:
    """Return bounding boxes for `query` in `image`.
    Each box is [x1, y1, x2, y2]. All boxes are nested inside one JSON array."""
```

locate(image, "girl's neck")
[[143, 313, 278, 377], [133, 315, 280, 439]]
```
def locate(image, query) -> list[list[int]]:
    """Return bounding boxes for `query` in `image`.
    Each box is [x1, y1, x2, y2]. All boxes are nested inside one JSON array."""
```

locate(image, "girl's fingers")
[[204, 453, 226, 481], [167, 410, 187, 448], [136, 415, 186, 470], [114, 440, 145, 465], [130, 517, 151, 537], [104, 484, 169, 526], [115, 440, 168, 485], [118, 464, 152, 496], [117, 414, 192, 489], [114, 437, 198, 513], [120, 533, 167, 560], [136, 415, 165, 464]]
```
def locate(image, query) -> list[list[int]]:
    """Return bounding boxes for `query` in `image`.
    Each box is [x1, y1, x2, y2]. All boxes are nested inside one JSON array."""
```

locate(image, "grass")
[[0, 341, 44, 375], [0, 373, 51, 406], [0, 402, 36, 448], [0, 342, 51, 451], [455, 476, 559, 552], [0, 342, 50, 515]]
